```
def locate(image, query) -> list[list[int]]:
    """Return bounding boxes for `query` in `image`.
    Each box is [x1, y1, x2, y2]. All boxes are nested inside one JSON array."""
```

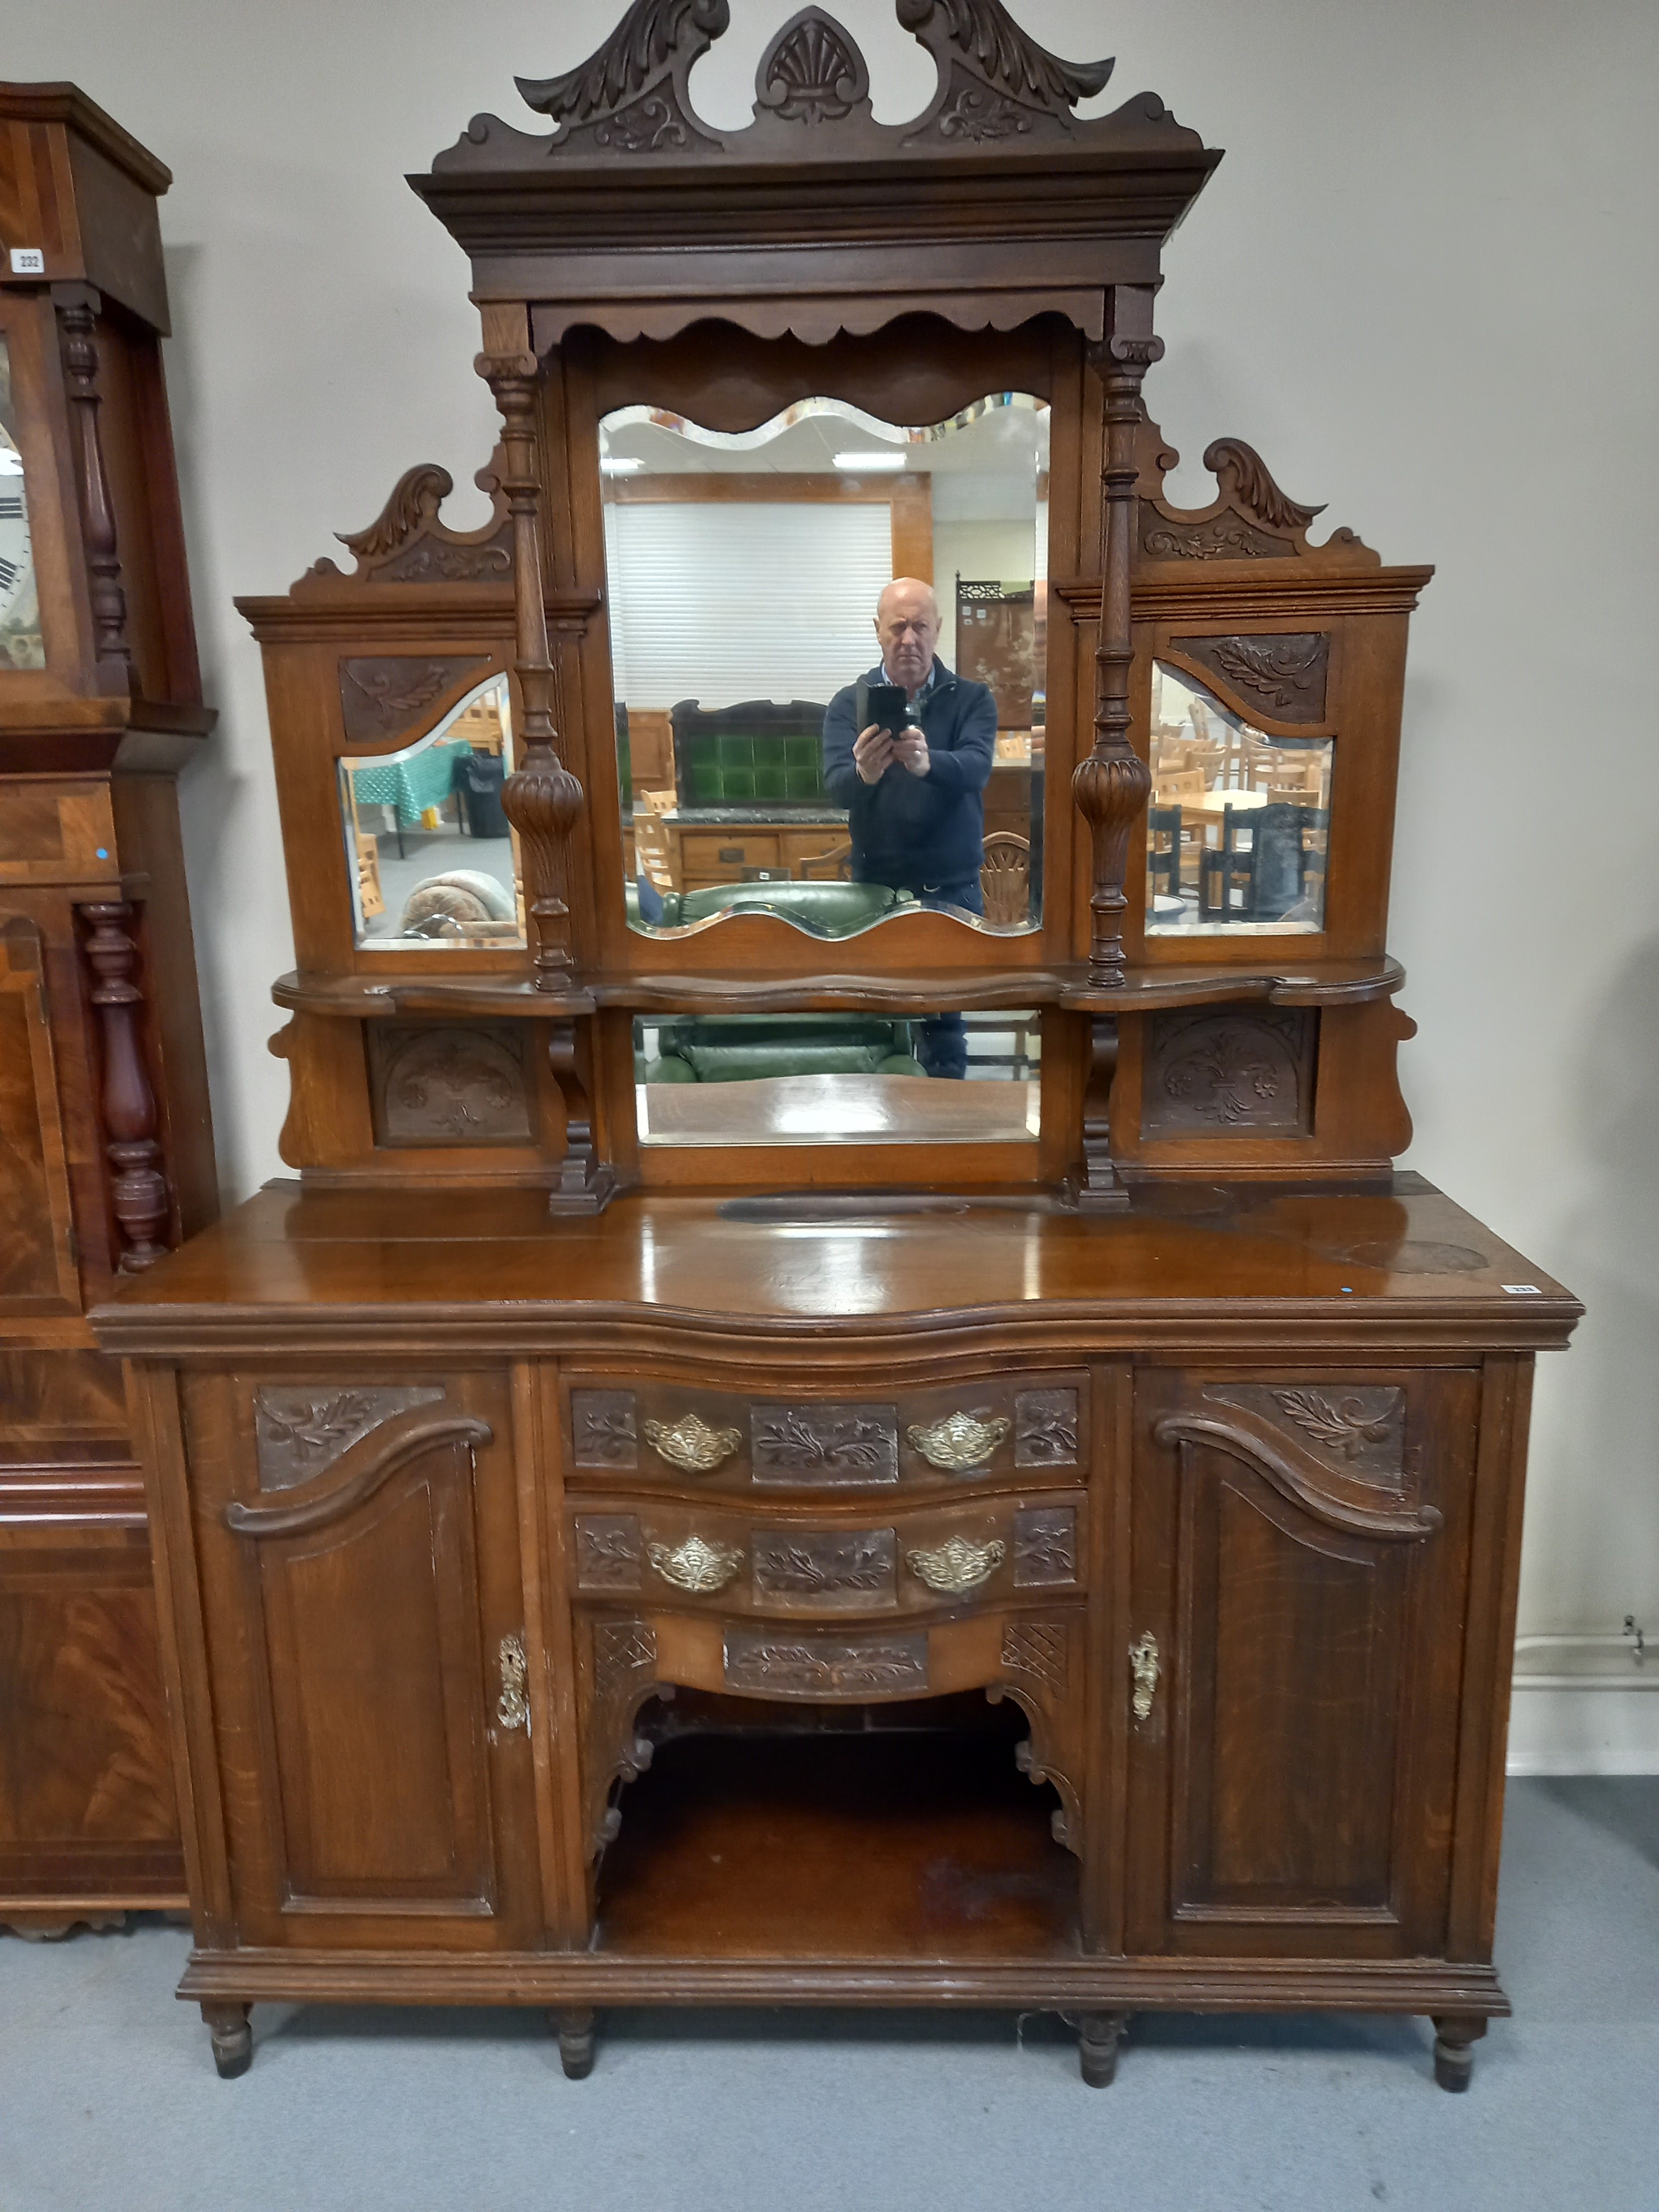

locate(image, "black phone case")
[[855, 679, 909, 736]]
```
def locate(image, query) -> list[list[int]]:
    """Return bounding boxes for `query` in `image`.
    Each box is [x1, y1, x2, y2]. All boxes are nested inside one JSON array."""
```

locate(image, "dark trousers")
[[915, 877, 984, 1080]]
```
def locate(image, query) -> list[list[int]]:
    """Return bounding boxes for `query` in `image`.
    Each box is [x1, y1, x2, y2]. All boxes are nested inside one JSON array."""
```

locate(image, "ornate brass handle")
[[497, 1634, 530, 1732], [647, 1534, 744, 1593], [1129, 1632, 1160, 1721], [904, 1411, 1011, 1472], [906, 1534, 1006, 1594], [643, 1413, 743, 1473]]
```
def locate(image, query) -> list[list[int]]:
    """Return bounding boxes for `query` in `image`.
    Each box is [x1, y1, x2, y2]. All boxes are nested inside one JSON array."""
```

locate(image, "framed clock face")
[[0, 337, 45, 671]]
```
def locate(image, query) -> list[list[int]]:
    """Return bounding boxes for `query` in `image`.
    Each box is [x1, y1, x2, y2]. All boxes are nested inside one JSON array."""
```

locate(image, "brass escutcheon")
[[1129, 1631, 1160, 1721], [647, 1533, 744, 1594], [905, 1534, 1006, 1594], [905, 1411, 1011, 1472], [497, 1633, 530, 1731], [643, 1413, 743, 1473]]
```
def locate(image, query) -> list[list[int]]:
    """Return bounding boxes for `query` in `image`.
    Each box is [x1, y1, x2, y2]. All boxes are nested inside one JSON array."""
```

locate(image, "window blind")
[[603, 501, 893, 711]]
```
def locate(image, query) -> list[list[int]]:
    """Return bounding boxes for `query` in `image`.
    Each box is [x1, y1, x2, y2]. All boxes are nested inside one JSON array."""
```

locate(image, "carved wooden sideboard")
[[0, 85, 216, 1932], [92, 3, 1577, 2086], [102, 1180, 1577, 2086]]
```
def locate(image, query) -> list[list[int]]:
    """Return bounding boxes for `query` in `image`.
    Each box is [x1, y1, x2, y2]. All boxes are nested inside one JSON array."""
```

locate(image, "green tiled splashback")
[[684, 730, 827, 807]]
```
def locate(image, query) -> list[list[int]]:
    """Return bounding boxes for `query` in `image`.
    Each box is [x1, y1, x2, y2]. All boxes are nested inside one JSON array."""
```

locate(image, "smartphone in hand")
[[854, 679, 909, 737]]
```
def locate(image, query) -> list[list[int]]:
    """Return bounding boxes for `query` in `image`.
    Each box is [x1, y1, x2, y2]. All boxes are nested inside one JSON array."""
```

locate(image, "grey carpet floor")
[[2, 1777, 1655, 2212]]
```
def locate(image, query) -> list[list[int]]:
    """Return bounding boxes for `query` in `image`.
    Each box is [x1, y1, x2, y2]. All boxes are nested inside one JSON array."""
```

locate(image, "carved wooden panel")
[[990, 1612, 1084, 1854], [337, 656, 489, 745], [375, 526, 513, 583], [0, 921, 77, 1307], [1141, 1009, 1317, 1138], [750, 1527, 897, 1609], [1206, 1384, 1406, 1484], [575, 1514, 644, 1592], [1140, 512, 1293, 561], [1172, 634, 1329, 723], [999, 1616, 1070, 1694], [584, 1617, 663, 1857], [1014, 1388, 1079, 1468], [367, 1025, 532, 1147], [750, 1403, 899, 1486], [1011, 1505, 1077, 1588], [723, 1630, 928, 1698], [253, 1385, 445, 1490], [570, 1390, 639, 1471]]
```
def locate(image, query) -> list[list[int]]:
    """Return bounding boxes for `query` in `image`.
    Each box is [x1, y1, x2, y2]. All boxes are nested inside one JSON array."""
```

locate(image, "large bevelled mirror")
[[601, 394, 1047, 942]]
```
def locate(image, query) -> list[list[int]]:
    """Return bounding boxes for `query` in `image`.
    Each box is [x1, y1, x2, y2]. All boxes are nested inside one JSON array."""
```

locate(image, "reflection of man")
[[823, 578, 997, 916], [823, 578, 998, 1078]]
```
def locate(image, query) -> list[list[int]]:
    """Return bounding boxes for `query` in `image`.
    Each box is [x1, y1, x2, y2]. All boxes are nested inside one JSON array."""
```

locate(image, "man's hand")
[[895, 724, 931, 777], [853, 723, 895, 785]]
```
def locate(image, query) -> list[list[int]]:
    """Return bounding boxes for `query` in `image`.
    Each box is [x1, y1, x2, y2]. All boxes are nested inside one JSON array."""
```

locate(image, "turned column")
[[1075, 288, 1162, 987], [56, 284, 132, 672], [479, 345, 583, 988], [80, 902, 171, 1271]]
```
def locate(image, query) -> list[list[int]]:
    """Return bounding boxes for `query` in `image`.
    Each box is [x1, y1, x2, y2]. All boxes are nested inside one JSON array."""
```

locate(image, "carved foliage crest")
[[305, 460, 513, 586], [1139, 435, 1375, 567]]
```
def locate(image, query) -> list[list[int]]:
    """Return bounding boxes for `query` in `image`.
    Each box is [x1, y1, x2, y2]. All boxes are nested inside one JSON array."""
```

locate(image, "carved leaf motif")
[[752, 1530, 894, 1595], [898, 0, 1113, 109], [1142, 515, 1293, 561], [594, 93, 691, 152], [1202, 439, 1325, 533], [1014, 1389, 1079, 1465], [1212, 638, 1325, 711], [723, 1631, 928, 1696], [936, 85, 1031, 139], [757, 11, 868, 124], [338, 466, 453, 560], [342, 660, 455, 725], [518, 0, 729, 121], [1164, 1028, 1283, 1124], [1272, 1390, 1397, 1460], [752, 1406, 896, 1479], [375, 535, 512, 583]]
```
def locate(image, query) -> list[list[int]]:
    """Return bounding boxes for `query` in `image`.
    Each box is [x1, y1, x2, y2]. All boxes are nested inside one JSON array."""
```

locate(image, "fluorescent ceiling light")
[[601, 456, 644, 475], [833, 451, 905, 472]]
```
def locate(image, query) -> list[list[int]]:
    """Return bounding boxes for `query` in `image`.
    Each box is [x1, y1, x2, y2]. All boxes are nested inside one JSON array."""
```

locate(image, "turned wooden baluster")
[[58, 285, 132, 672], [480, 347, 582, 988], [1076, 289, 1163, 987], [80, 902, 171, 1271]]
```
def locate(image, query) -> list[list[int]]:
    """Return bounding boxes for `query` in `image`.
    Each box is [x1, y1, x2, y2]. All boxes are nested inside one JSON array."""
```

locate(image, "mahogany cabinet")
[[0, 86, 215, 1931]]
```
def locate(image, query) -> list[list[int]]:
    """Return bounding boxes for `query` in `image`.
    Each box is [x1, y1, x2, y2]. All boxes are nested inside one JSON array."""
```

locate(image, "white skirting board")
[[1506, 1686, 1659, 1775]]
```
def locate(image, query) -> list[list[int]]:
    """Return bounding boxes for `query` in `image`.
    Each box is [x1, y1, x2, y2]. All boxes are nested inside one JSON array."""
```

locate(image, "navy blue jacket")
[[822, 661, 998, 891]]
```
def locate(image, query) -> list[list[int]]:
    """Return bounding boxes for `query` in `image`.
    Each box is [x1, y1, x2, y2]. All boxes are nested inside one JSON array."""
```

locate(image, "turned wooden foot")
[[1077, 2010, 1129, 2087], [202, 2002, 252, 2079], [1431, 2013, 1486, 2092], [555, 2006, 595, 2079]]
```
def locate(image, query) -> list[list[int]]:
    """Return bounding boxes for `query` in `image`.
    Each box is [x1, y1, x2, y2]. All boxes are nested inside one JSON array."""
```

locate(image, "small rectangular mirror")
[[1145, 664, 1331, 935], [634, 1010, 1041, 1148], [602, 394, 1047, 942], [340, 675, 525, 948]]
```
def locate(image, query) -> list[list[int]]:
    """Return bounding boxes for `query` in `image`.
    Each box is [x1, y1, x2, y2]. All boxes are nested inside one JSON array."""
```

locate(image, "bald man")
[[822, 577, 997, 920]]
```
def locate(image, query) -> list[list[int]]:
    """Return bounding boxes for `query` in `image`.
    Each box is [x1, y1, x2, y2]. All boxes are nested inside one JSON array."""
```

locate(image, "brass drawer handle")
[[648, 1535, 745, 1593], [1130, 1632, 1160, 1721], [643, 1413, 743, 1473], [904, 1412, 1011, 1471], [497, 1634, 530, 1732], [906, 1535, 1006, 1594]]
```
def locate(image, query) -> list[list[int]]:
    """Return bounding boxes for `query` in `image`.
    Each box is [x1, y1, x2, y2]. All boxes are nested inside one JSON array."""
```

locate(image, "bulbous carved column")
[[58, 285, 132, 673], [1076, 304, 1163, 987], [80, 902, 171, 1271], [479, 348, 582, 988]]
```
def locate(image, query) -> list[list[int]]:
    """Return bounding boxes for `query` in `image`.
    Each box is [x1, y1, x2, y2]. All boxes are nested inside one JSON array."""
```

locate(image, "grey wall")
[[8, 0, 1656, 1682]]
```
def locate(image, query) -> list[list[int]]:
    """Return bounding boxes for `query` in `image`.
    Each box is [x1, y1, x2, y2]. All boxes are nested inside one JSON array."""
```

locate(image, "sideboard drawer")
[[570, 1491, 1086, 1616], [565, 1372, 1088, 1499]]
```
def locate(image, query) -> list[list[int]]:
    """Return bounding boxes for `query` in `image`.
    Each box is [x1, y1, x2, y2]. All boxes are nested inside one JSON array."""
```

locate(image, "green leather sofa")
[[641, 1016, 926, 1084], [626, 878, 912, 935]]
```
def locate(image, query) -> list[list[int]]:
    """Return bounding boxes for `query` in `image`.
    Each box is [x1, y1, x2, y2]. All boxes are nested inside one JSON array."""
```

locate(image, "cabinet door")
[[185, 1371, 540, 1949], [1126, 1368, 1476, 1959]]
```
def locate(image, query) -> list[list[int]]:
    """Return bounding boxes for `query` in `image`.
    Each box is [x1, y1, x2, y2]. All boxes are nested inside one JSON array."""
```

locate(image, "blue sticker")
[[95, 847, 109, 859]]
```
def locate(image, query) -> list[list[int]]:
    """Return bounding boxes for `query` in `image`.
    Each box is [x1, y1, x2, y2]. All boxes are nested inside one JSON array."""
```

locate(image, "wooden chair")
[[633, 811, 676, 894], [798, 837, 853, 881], [354, 832, 384, 920], [1154, 767, 1206, 804], [1147, 805, 1182, 905], [979, 831, 1031, 926]]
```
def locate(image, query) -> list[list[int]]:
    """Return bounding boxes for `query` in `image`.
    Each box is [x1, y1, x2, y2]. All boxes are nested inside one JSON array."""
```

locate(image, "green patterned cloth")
[[349, 740, 462, 826]]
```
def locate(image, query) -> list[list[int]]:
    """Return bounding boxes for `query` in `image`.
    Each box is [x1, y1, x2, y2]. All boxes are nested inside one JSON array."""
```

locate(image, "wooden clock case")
[[0, 87, 216, 1933], [92, 5, 1578, 2089]]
